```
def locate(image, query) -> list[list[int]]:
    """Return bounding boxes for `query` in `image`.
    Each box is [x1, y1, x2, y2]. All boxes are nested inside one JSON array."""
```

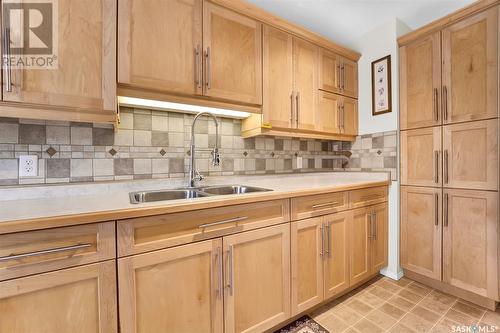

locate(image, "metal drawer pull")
[[434, 151, 439, 183], [0, 243, 92, 262], [227, 245, 234, 296], [442, 86, 448, 121], [199, 216, 248, 229], [444, 193, 449, 227], [327, 223, 331, 256], [444, 149, 449, 184], [312, 202, 339, 209], [435, 193, 439, 226], [433, 88, 438, 121]]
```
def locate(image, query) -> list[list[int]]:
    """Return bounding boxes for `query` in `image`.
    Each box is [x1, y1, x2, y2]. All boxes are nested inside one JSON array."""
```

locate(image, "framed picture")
[[371, 55, 392, 115]]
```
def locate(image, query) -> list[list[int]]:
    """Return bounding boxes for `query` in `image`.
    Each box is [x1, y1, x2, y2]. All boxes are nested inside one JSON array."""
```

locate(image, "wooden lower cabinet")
[[401, 186, 442, 280], [223, 223, 291, 333], [0, 261, 117, 333], [370, 203, 388, 274], [118, 239, 223, 333]]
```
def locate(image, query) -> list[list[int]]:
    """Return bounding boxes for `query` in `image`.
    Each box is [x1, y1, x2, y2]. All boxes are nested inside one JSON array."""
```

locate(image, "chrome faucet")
[[188, 112, 220, 187]]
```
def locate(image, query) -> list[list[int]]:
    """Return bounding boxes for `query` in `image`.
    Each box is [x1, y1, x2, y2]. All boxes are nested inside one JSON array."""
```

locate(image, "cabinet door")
[[370, 203, 388, 274], [400, 32, 441, 130], [323, 212, 350, 299], [293, 37, 318, 131], [443, 189, 498, 299], [203, 2, 262, 105], [341, 57, 358, 99], [401, 127, 442, 187], [291, 218, 324, 315], [4, 0, 116, 112], [319, 49, 341, 94], [349, 208, 372, 286], [262, 25, 294, 129], [442, 8, 498, 124], [118, 0, 202, 95], [401, 186, 442, 280], [118, 239, 223, 333], [316, 90, 341, 134], [342, 96, 358, 136], [224, 224, 290, 333], [443, 120, 498, 190], [0, 261, 117, 333]]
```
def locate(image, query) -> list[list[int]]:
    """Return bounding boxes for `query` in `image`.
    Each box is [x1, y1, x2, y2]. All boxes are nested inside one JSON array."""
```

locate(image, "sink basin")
[[199, 185, 272, 196], [130, 189, 209, 204]]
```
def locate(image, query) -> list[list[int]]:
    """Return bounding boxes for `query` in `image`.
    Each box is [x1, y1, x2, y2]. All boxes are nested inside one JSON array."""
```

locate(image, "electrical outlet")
[[19, 155, 38, 177], [296, 156, 303, 169]]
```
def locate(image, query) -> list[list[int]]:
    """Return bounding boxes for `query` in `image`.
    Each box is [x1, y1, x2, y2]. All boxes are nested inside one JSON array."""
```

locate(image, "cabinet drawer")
[[291, 192, 348, 220], [349, 186, 388, 208], [118, 199, 290, 256], [0, 222, 116, 281]]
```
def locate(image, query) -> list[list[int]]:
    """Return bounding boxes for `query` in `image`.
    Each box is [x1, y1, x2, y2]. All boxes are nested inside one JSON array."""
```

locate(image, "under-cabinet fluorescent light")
[[118, 96, 251, 119]]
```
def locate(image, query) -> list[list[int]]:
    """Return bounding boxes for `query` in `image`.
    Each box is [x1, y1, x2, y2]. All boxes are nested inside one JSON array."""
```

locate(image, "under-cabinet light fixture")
[[118, 96, 251, 119]]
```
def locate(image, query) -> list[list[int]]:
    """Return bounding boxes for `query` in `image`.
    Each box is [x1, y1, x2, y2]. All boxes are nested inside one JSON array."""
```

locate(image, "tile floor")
[[309, 276, 500, 333]]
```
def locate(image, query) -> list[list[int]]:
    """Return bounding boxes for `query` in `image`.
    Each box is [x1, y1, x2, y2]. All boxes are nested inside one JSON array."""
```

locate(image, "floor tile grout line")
[[427, 299, 458, 332]]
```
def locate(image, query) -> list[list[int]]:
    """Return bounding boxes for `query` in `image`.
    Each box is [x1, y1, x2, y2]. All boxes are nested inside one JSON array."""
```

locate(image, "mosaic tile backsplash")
[[0, 107, 397, 185]]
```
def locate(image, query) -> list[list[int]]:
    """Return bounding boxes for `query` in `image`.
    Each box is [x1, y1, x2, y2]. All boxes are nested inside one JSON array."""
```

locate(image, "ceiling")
[[246, 0, 476, 50]]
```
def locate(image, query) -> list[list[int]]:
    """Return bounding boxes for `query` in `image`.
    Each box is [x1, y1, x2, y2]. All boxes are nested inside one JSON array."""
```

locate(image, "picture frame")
[[371, 55, 392, 115]]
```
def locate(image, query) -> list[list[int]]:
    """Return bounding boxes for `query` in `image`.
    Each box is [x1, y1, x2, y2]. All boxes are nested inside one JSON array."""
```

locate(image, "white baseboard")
[[380, 267, 404, 280]]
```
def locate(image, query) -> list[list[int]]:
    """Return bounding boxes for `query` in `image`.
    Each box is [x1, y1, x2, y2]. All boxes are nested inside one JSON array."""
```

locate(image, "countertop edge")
[[0, 180, 390, 235]]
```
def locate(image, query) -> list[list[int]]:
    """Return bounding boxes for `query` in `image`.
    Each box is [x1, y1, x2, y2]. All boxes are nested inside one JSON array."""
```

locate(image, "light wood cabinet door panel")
[[323, 212, 350, 299], [442, 8, 498, 124], [293, 37, 319, 131], [224, 224, 290, 333], [442, 120, 498, 190], [118, 0, 202, 95], [400, 32, 441, 130], [443, 189, 498, 299], [0, 261, 117, 333], [262, 25, 294, 129], [401, 186, 442, 280], [370, 203, 388, 274], [341, 57, 358, 99], [291, 218, 324, 315], [401, 127, 442, 187], [350, 207, 371, 286], [319, 49, 341, 94], [4, 0, 116, 112], [203, 2, 262, 105], [316, 90, 341, 134], [342, 96, 358, 136], [118, 239, 223, 333]]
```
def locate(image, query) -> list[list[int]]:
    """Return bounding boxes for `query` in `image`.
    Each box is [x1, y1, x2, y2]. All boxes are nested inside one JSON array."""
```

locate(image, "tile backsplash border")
[[0, 108, 397, 186]]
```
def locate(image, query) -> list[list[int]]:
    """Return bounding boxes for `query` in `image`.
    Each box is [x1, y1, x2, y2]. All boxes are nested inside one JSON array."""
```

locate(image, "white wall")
[[353, 18, 412, 280]]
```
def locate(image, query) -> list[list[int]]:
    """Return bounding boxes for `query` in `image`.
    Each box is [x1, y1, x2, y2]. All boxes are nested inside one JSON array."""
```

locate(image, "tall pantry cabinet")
[[399, 4, 499, 308]]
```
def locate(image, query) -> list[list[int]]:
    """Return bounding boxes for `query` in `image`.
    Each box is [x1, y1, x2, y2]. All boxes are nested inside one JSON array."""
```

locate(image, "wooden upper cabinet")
[[118, 239, 223, 333], [400, 32, 441, 130], [316, 90, 341, 134], [204, 2, 262, 105], [400, 127, 442, 187], [401, 186, 442, 281], [341, 57, 358, 99], [262, 25, 294, 129], [349, 207, 371, 286], [442, 119, 498, 191], [442, 8, 498, 124], [293, 37, 319, 131], [118, 0, 202, 95], [319, 50, 358, 99], [4, 0, 116, 112], [0, 262, 117, 333], [224, 224, 290, 333], [443, 189, 498, 299], [342, 96, 358, 136]]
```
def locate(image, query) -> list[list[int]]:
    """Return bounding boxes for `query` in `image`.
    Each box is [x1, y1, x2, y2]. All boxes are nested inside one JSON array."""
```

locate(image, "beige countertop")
[[0, 172, 390, 234]]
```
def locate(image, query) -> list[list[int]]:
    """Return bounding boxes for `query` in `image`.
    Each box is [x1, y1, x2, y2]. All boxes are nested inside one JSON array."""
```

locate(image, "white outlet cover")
[[296, 156, 303, 169], [19, 155, 38, 177]]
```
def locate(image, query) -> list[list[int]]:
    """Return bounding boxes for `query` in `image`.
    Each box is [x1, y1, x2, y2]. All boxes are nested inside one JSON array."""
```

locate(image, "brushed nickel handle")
[[338, 103, 341, 132], [195, 45, 202, 89], [296, 92, 300, 127], [217, 247, 223, 298], [435, 193, 439, 226], [341, 63, 345, 90], [372, 211, 377, 240], [199, 216, 247, 229], [433, 88, 439, 121], [4, 27, 12, 92], [444, 193, 449, 227], [434, 151, 439, 183], [227, 245, 234, 296], [342, 103, 345, 132], [327, 222, 331, 257], [320, 224, 324, 257], [312, 202, 339, 209], [367, 212, 373, 239], [205, 47, 211, 90], [336, 64, 341, 89], [0, 243, 92, 262], [290, 92, 294, 127], [444, 149, 449, 184], [443, 86, 448, 121]]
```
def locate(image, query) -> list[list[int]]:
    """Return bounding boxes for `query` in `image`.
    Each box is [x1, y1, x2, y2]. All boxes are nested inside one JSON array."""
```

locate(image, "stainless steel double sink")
[[129, 185, 272, 204]]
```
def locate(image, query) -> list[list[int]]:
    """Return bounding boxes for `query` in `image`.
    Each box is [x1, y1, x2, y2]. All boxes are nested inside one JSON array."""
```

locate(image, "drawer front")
[[291, 192, 348, 220], [349, 186, 388, 208], [0, 222, 116, 281], [118, 199, 290, 256]]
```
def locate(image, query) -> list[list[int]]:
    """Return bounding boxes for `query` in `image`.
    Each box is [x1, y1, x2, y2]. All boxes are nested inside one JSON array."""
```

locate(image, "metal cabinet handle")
[[372, 211, 377, 240], [320, 225, 324, 257], [444, 149, 449, 184], [296, 92, 300, 127], [4, 27, 12, 92], [195, 45, 201, 89], [444, 193, 449, 227], [337, 103, 341, 132], [442, 86, 448, 121], [434, 151, 439, 183], [290, 92, 294, 126], [199, 216, 247, 229], [341, 63, 345, 90], [226, 245, 234, 296], [341, 103, 345, 132], [433, 88, 439, 121], [336, 64, 341, 89], [327, 223, 331, 257], [435, 193, 439, 226], [368, 212, 373, 239], [0, 243, 92, 262], [214, 247, 223, 298], [205, 47, 211, 89], [312, 202, 339, 209]]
